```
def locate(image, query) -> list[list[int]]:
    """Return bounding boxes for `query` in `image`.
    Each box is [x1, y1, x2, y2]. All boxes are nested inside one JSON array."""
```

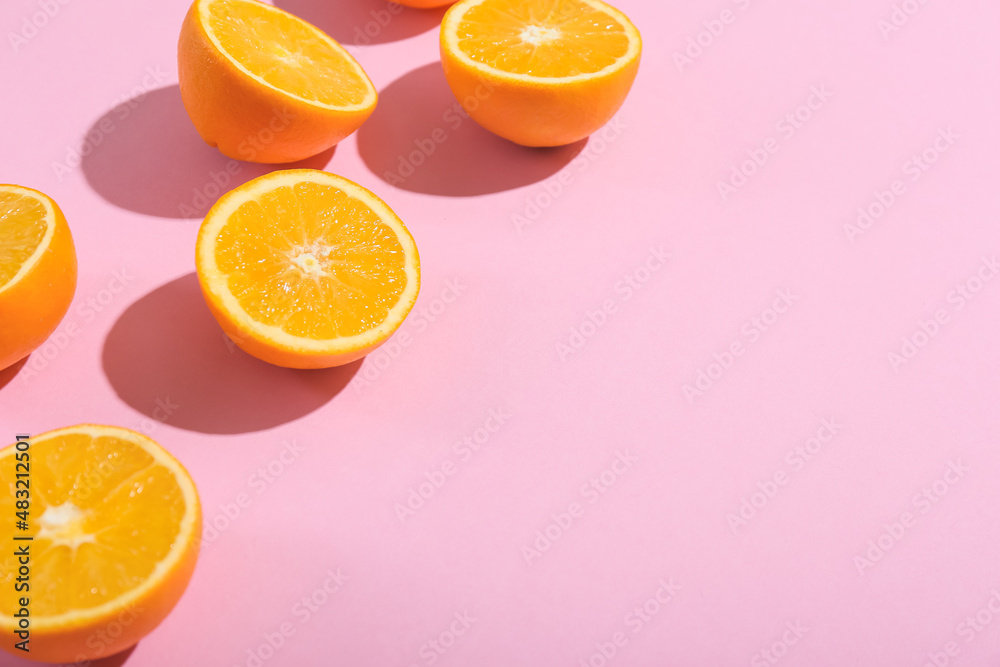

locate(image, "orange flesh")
[[0, 191, 47, 288], [455, 0, 630, 77], [0, 433, 186, 616], [205, 0, 370, 106], [215, 181, 409, 339]]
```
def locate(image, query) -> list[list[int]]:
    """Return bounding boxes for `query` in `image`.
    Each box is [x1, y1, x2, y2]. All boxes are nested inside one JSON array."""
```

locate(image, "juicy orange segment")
[[201, 0, 373, 110], [218, 182, 409, 338], [0, 190, 49, 289], [0, 184, 77, 370], [0, 425, 200, 663], [454, 0, 633, 78], [196, 170, 420, 368]]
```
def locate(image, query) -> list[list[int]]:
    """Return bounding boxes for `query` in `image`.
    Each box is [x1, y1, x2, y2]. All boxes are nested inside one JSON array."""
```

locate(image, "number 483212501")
[[14, 435, 30, 529]]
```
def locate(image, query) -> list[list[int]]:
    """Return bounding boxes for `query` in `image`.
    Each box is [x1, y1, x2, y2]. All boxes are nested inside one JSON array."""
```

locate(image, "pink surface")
[[3, 0, 1000, 665]]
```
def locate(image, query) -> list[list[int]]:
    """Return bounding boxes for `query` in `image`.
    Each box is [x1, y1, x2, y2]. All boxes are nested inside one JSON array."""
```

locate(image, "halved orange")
[[0, 184, 77, 371], [440, 0, 642, 146], [195, 169, 420, 368], [0, 425, 201, 664], [178, 0, 378, 163]]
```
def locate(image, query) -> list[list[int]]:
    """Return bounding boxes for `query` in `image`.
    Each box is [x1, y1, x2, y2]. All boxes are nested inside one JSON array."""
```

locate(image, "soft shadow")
[[272, 0, 446, 45], [0, 356, 28, 392], [3, 645, 136, 667], [81, 85, 335, 219], [102, 274, 360, 434], [358, 63, 586, 196]]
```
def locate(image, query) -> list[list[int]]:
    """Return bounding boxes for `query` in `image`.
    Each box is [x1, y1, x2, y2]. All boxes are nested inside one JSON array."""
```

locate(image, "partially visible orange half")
[[0, 425, 201, 664], [0, 184, 77, 371]]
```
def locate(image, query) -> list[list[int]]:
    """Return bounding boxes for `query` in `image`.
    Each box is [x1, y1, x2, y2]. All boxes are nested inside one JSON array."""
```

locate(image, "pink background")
[[3, 0, 1000, 665]]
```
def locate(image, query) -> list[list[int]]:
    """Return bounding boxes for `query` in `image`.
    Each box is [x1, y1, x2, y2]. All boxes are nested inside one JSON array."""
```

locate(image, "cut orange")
[[195, 169, 420, 369], [0, 184, 77, 371], [440, 0, 641, 146], [178, 0, 378, 163], [0, 425, 201, 664]]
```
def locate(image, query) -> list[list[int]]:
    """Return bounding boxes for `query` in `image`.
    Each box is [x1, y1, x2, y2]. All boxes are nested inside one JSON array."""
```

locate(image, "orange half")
[[440, 0, 641, 146], [199, 0, 373, 109], [0, 184, 77, 370], [0, 425, 201, 664], [196, 169, 420, 368], [179, 0, 378, 162]]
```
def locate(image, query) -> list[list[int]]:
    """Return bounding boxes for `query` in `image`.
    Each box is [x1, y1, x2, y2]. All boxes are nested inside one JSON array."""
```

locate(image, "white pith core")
[[37, 502, 96, 550], [290, 246, 332, 276], [520, 24, 561, 46]]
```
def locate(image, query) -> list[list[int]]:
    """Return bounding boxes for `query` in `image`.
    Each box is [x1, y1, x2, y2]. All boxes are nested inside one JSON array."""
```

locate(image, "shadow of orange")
[[102, 274, 360, 434]]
